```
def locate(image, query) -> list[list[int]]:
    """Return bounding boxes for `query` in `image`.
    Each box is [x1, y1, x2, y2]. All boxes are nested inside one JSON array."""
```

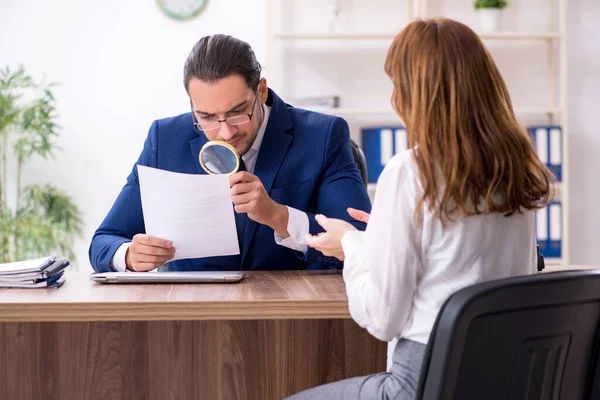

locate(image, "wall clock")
[[157, 0, 208, 21]]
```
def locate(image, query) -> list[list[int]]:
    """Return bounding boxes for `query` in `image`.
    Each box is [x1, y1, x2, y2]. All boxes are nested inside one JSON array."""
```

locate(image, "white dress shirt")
[[340, 149, 537, 368], [111, 105, 309, 271]]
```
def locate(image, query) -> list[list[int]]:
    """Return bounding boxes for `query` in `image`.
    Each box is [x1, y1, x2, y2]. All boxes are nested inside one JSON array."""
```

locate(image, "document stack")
[[0, 256, 69, 288]]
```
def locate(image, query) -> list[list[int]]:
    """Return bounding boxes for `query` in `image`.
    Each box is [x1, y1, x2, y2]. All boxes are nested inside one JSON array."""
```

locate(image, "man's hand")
[[125, 234, 175, 272], [230, 171, 289, 238]]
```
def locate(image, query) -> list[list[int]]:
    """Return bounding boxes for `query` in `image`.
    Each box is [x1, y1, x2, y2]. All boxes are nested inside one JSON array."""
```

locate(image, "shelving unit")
[[274, 32, 399, 40], [274, 31, 562, 41], [265, 0, 568, 267], [311, 106, 561, 117]]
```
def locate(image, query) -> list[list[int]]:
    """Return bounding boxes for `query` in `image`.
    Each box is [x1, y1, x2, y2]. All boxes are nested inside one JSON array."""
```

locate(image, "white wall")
[[0, 0, 267, 269], [0, 0, 598, 268], [566, 0, 600, 264]]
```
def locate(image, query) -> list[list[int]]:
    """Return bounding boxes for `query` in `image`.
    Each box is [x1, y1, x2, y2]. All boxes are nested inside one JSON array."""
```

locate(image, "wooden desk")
[[542, 264, 600, 273], [0, 271, 386, 400]]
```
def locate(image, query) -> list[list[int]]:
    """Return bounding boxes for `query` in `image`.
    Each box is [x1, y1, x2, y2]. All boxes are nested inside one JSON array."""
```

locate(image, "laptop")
[[90, 271, 246, 284]]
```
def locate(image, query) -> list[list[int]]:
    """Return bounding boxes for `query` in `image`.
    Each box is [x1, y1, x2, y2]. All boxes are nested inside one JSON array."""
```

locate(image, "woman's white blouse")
[[341, 150, 537, 345]]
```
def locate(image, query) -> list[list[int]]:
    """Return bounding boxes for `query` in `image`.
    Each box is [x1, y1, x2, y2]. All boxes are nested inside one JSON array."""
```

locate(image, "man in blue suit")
[[89, 34, 371, 273]]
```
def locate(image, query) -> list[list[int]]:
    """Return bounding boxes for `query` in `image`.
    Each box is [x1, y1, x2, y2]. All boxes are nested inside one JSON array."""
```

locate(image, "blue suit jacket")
[[89, 89, 371, 272]]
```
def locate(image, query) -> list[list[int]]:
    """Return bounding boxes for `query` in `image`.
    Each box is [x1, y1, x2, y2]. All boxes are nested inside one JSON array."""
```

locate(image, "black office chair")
[[415, 269, 600, 400], [350, 139, 368, 187]]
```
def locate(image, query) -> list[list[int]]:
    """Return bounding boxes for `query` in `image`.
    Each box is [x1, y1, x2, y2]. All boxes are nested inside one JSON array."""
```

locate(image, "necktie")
[[238, 157, 247, 173], [234, 158, 247, 253]]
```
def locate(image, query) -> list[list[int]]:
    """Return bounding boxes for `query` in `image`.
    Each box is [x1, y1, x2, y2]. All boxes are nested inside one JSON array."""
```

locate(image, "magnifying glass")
[[199, 140, 241, 175]]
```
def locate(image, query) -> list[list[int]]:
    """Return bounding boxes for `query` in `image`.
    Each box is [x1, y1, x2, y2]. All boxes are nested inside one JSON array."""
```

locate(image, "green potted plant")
[[0, 66, 83, 263], [474, 0, 509, 33]]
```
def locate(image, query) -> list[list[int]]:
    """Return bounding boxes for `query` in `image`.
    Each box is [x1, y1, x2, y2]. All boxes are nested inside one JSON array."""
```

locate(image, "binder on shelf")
[[536, 201, 562, 259], [536, 206, 548, 253], [361, 126, 408, 184], [527, 125, 562, 181]]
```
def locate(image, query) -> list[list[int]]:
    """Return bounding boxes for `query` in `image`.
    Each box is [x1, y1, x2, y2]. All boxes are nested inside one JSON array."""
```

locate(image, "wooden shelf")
[[479, 32, 562, 40], [275, 32, 397, 40], [515, 107, 561, 115], [318, 108, 395, 116], [308, 107, 560, 117], [544, 265, 599, 272], [367, 182, 563, 199], [275, 32, 562, 41], [543, 258, 565, 269]]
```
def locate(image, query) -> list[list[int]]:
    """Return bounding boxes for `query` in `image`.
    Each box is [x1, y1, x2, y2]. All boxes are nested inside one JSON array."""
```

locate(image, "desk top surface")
[[0, 270, 351, 322], [1, 266, 596, 323]]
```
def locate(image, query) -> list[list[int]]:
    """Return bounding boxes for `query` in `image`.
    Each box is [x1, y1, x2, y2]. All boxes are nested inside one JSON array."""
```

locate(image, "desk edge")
[[0, 300, 352, 322]]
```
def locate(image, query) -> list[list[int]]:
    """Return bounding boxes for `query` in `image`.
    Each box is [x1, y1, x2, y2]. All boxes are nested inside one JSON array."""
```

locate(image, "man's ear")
[[259, 78, 268, 103]]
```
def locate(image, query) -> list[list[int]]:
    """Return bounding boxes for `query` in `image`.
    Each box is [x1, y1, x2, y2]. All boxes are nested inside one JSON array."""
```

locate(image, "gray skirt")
[[285, 338, 426, 400]]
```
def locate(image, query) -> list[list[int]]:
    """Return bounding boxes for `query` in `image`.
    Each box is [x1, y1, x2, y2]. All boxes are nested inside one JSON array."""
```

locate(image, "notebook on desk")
[[90, 271, 246, 284]]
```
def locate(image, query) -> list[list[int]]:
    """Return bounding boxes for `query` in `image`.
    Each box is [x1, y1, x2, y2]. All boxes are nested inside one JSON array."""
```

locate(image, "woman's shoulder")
[[381, 148, 418, 178], [376, 148, 421, 194]]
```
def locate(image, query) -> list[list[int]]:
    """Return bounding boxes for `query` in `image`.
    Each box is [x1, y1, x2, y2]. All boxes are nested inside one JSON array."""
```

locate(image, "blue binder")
[[527, 125, 563, 181], [536, 201, 562, 259], [361, 126, 408, 183]]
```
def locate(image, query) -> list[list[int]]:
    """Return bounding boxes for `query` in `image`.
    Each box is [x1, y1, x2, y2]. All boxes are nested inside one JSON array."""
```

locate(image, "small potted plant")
[[474, 0, 509, 33]]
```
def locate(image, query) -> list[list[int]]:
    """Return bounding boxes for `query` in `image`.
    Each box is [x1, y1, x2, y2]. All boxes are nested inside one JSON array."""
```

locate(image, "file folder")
[[527, 125, 562, 181], [361, 126, 409, 183], [0, 257, 69, 289], [548, 127, 562, 181], [547, 202, 562, 258], [536, 202, 562, 259], [536, 207, 548, 253]]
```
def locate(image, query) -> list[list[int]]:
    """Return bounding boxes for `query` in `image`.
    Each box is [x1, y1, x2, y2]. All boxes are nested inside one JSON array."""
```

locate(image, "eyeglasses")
[[192, 89, 260, 132]]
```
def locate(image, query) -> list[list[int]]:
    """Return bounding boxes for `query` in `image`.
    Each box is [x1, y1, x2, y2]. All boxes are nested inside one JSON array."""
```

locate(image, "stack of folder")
[[0, 256, 69, 288], [528, 125, 563, 259]]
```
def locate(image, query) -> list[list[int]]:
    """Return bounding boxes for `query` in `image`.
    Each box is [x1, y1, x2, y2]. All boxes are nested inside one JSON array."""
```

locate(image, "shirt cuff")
[[110, 242, 131, 272], [341, 230, 371, 329], [342, 230, 366, 280], [274, 206, 309, 254], [341, 230, 364, 260]]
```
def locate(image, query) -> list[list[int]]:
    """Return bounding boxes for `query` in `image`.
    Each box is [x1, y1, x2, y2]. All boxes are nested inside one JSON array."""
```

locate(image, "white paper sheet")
[[137, 165, 240, 261], [0, 256, 55, 274]]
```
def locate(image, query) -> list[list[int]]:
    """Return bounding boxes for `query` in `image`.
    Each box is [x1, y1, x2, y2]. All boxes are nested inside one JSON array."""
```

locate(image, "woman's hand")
[[305, 214, 357, 261], [347, 207, 370, 223]]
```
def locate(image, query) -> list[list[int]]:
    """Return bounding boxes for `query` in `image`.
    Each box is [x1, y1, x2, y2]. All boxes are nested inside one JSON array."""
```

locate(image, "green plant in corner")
[[0, 66, 82, 263], [474, 0, 508, 9]]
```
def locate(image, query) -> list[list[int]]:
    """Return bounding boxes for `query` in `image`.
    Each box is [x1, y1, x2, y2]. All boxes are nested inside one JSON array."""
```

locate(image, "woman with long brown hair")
[[287, 17, 553, 400]]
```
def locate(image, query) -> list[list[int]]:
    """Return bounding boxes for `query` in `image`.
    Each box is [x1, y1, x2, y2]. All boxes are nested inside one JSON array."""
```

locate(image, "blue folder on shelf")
[[527, 125, 563, 182], [536, 201, 562, 259], [361, 126, 409, 184]]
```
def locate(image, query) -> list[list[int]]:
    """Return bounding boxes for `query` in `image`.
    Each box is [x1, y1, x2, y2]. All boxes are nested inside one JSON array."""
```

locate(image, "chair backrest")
[[416, 270, 600, 400], [350, 139, 368, 187]]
